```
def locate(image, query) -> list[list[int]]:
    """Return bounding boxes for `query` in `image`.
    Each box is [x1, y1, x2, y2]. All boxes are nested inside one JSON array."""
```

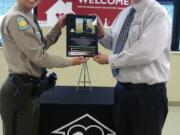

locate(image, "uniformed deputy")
[[0, 0, 87, 135]]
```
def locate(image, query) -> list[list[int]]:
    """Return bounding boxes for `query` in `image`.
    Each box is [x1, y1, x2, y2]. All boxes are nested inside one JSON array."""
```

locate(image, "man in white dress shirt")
[[94, 0, 172, 135]]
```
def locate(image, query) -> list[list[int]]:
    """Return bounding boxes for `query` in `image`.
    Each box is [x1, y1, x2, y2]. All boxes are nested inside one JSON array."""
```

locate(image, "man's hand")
[[71, 57, 89, 65], [93, 53, 109, 64], [96, 15, 105, 39]]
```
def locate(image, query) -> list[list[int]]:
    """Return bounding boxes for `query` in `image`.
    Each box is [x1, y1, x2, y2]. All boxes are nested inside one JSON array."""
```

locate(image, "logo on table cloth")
[[51, 114, 116, 135]]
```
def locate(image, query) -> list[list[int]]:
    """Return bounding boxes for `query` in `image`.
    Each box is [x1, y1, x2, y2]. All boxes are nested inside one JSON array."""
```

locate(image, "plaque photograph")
[[66, 14, 98, 57]]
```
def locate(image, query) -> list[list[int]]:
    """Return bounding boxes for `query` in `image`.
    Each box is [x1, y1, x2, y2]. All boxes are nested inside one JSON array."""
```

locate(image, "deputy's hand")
[[93, 53, 109, 64], [55, 14, 67, 29], [71, 57, 89, 65], [96, 15, 105, 39]]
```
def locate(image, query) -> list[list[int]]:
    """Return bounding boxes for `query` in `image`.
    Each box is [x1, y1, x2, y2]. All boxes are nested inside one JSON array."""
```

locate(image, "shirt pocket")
[[32, 25, 42, 43], [35, 31, 41, 40], [34, 29, 43, 44], [129, 24, 141, 45]]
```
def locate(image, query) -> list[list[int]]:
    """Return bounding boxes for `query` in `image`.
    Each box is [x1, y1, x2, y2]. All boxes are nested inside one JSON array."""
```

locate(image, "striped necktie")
[[112, 7, 136, 77]]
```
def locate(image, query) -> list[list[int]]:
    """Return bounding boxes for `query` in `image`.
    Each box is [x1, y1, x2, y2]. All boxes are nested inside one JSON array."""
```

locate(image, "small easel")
[[76, 61, 92, 91]]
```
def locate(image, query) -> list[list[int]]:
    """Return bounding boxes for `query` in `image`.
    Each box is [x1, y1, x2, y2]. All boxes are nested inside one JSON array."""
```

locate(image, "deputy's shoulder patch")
[[17, 17, 30, 31]]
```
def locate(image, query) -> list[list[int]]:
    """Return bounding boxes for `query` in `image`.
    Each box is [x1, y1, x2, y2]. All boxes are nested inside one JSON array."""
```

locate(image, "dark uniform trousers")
[[113, 82, 168, 135], [0, 77, 40, 135]]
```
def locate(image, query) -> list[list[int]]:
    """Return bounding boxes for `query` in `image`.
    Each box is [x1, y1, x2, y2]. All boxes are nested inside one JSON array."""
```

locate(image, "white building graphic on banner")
[[42, 0, 73, 26]]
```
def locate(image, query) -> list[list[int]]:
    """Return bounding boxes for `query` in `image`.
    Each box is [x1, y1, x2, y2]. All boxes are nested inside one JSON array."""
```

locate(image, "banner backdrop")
[[37, 0, 131, 27]]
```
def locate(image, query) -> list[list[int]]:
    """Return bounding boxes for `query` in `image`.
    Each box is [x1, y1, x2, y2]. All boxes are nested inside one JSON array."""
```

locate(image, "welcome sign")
[[37, 0, 131, 27], [74, 0, 131, 26]]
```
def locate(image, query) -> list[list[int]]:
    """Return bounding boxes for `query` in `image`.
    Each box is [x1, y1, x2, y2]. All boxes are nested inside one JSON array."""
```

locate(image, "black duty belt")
[[9, 74, 41, 84], [8, 73, 57, 97]]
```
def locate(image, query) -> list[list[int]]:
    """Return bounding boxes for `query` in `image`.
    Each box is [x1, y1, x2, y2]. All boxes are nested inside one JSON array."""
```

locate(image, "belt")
[[9, 74, 41, 84], [120, 82, 165, 89], [8, 73, 54, 97]]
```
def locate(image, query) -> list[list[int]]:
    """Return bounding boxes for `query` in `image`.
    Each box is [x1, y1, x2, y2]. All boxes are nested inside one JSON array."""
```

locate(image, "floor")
[[0, 106, 180, 135], [162, 106, 180, 135]]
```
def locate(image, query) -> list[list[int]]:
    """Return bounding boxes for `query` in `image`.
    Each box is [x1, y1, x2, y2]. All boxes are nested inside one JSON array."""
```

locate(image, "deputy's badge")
[[17, 17, 30, 31]]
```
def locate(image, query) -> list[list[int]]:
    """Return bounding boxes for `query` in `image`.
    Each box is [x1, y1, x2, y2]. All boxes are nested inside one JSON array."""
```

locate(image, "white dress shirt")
[[100, 0, 172, 84]]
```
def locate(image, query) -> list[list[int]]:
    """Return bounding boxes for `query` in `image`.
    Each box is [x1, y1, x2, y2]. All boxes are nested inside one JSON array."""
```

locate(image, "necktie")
[[112, 8, 136, 77]]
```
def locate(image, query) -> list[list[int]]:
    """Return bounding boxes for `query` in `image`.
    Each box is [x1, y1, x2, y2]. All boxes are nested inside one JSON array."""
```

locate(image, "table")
[[38, 86, 116, 135]]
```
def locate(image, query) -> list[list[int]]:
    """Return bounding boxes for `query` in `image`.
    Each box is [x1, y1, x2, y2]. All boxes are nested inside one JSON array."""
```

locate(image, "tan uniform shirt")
[[0, 3, 72, 77]]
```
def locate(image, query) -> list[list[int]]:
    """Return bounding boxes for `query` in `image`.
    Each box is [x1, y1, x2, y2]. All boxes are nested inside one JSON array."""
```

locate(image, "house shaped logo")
[[51, 114, 116, 135], [45, 0, 73, 26]]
